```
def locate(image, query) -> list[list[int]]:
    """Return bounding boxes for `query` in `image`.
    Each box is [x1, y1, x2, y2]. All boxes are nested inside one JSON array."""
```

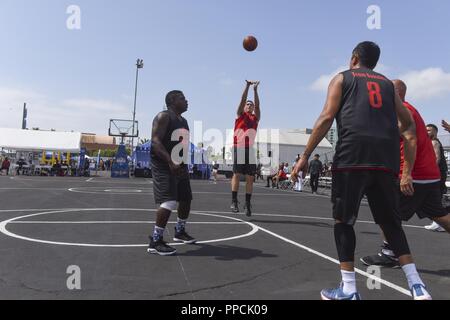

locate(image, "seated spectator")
[[272, 164, 288, 189], [266, 166, 278, 188], [212, 161, 220, 184]]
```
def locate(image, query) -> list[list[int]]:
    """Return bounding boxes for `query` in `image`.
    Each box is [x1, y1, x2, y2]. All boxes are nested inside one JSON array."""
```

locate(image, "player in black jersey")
[[292, 41, 431, 300], [148, 91, 196, 256]]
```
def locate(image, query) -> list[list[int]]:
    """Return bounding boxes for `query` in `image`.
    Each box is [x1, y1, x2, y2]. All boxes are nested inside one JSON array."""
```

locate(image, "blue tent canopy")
[[133, 142, 211, 179]]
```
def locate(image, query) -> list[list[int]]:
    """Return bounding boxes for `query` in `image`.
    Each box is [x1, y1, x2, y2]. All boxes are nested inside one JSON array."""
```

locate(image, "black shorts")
[[233, 147, 257, 176], [152, 162, 193, 205], [332, 170, 400, 226], [398, 181, 447, 221]]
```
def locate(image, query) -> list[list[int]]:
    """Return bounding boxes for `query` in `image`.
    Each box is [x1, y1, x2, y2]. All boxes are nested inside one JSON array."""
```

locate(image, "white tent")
[[223, 129, 334, 165], [0, 128, 81, 153]]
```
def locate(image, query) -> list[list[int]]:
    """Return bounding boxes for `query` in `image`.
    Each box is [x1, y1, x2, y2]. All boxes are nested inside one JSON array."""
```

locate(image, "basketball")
[[243, 36, 258, 52]]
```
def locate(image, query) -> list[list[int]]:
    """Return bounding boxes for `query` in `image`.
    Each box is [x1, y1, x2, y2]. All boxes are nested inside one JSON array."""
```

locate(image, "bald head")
[[392, 79, 407, 102]]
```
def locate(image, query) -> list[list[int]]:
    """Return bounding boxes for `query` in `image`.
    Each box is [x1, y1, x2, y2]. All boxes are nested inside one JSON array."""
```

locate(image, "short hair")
[[165, 90, 183, 107], [352, 41, 381, 70], [314, 154, 320, 158], [246, 100, 254, 105], [427, 124, 439, 133]]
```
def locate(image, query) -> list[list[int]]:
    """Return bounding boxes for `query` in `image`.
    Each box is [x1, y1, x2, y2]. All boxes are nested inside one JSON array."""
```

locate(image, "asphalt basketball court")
[[0, 175, 448, 300]]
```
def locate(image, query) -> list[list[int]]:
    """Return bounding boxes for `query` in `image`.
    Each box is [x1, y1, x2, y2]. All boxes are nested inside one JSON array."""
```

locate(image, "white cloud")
[[398, 68, 450, 101], [310, 64, 390, 93], [0, 87, 131, 135], [310, 66, 347, 92]]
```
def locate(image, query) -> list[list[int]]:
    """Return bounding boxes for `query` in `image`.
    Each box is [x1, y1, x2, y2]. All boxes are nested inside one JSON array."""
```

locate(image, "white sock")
[[402, 263, 424, 289], [341, 270, 357, 295]]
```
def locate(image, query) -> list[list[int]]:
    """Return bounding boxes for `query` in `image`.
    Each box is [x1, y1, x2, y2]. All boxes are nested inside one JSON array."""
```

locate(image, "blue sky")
[[1, 0, 450, 141]]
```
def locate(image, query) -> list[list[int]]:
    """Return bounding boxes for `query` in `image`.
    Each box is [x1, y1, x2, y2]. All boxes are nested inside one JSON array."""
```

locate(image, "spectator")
[[292, 155, 301, 170], [309, 154, 323, 194], [292, 156, 303, 192], [283, 162, 290, 174], [212, 161, 220, 184], [265, 166, 278, 188], [256, 163, 263, 181], [83, 159, 90, 177], [1, 157, 11, 175], [16, 158, 27, 176], [425, 124, 449, 232], [52, 160, 63, 176], [273, 164, 288, 189]]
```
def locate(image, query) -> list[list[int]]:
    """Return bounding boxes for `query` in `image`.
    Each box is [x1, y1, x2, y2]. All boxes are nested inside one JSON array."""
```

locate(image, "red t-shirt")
[[400, 102, 440, 180], [1, 160, 10, 169], [278, 170, 287, 180], [234, 112, 259, 148]]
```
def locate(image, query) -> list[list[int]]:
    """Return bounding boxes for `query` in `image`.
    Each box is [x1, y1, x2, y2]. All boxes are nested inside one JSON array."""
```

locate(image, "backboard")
[[108, 119, 139, 139]]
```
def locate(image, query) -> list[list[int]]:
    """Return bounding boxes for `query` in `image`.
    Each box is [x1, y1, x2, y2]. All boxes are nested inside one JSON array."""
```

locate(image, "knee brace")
[[334, 223, 356, 263], [160, 201, 177, 211]]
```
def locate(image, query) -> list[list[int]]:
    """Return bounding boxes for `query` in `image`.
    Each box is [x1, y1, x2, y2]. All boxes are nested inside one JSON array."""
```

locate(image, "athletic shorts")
[[233, 147, 257, 176], [332, 170, 400, 226], [152, 162, 193, 205], [398, 181, 447, 221]]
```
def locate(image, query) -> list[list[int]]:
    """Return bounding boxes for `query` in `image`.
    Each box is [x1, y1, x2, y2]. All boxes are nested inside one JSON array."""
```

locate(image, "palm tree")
[[139, 138, 150, 145]]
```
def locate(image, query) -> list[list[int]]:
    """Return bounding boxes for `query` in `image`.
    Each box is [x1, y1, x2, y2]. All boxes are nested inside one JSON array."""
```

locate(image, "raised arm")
[[237, 81, 252, 117], [254, 81, 261, 121], [292, 74, 343, 179], [396, 92, 417, 196]]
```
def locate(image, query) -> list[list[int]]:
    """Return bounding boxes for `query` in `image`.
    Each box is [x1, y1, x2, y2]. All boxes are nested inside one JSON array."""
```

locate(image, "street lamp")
[[131, 58, 144, 155]]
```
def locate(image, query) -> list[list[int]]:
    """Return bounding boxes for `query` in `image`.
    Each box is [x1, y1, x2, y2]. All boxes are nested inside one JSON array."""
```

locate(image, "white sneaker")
[[424, 222, 445, 232], [411, 284, 432, 300]]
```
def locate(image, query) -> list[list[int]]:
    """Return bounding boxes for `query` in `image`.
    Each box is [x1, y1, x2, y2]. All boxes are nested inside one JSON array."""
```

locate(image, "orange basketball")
[[243, 36, 258, 52]]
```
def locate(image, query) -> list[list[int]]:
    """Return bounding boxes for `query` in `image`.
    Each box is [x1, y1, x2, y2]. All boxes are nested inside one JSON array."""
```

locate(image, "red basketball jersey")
[[400, 102, 440, 180], [234, 112, 259, 148]]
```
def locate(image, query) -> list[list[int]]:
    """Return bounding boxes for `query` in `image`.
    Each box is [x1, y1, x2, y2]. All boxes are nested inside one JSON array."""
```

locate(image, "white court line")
[[0, 207, 419, 297], [0, 188, 68, 191], [0, 208, 429, 230], [10, 221, 244, 225], [0, 208, 88, 213], [249, 222, 412, 297], [0, 209, 258, 248], [86, 178, 94, 182]]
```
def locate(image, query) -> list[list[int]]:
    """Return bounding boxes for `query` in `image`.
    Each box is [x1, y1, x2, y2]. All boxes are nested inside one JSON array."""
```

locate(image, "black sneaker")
[[231, 201, 240, 213], [244, 202, 252, 217], [173, 229, 197, 244], [360, 253, 400, 269], [147, 238, 177, 256]]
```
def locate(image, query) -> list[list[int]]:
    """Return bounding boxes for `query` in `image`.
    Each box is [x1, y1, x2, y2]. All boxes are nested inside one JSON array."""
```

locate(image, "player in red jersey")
[[231, 80, 261, 217], [361, 80, 450, 273]]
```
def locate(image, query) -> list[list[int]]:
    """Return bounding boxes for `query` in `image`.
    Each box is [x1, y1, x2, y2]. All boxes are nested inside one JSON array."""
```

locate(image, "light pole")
[[131, 58, 144, 154]]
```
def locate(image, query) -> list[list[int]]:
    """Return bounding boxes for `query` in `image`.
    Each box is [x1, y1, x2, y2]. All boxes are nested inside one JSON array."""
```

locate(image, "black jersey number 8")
[[367, 81, 383, 109]]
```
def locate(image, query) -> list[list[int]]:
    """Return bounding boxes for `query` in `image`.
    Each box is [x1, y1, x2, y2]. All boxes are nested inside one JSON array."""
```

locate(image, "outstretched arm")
[[237, 81, 253, 117], [442, 120, 450, 133], [254, 81, 261, 121]]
